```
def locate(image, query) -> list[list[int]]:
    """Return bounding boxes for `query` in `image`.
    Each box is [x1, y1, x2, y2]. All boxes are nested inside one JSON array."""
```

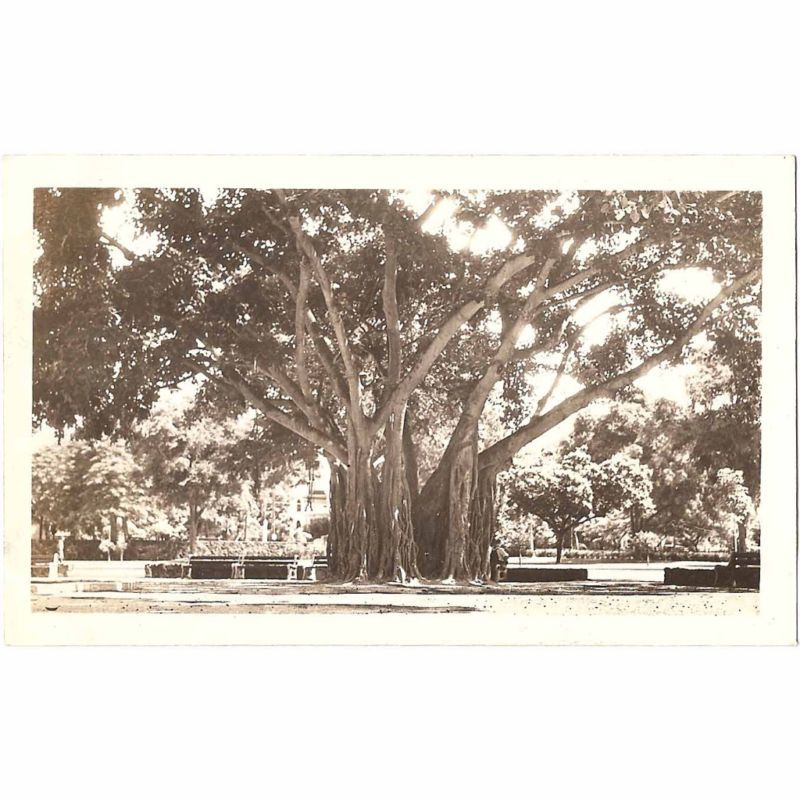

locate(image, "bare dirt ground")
[[31, 578, 758, 615]]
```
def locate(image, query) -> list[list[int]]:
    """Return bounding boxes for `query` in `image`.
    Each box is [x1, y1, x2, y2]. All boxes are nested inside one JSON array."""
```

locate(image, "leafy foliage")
[[34, 188, 761, 452], [136, 393, 240, 529], [560, 393, 758, 550], [506, 449, 595, 537], [32, 438, 151, 534], [506, 445, 654, 544]]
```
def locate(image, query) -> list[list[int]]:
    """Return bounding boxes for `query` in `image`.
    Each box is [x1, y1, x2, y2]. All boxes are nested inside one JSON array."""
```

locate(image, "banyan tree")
[[34, 188, 761, 582]]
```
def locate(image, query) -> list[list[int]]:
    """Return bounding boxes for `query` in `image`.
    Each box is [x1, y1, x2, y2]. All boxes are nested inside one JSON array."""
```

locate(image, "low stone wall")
[[663, 567, 717, 587], [526, 549, 730, 563], [663, 566, 759, 589], [505, 567, 589, 582]]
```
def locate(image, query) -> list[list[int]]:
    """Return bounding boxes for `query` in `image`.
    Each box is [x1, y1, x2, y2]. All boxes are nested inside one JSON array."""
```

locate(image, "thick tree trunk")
[[414, 435, 498, 583], [326, 418, 420, 583], [351, 445, 378, 581], [468, 467, 499, 581], [414, 462, 446, 578], [402, 407, 420, 502], [376, 409, 420, 582], [327, 462, 347, 578], [555, 528, 570, 564], [440, 437, 477, 581], [326, 439, 378, 582]]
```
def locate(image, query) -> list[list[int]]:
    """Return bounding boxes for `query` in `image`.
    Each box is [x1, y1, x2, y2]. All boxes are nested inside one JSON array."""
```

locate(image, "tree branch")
[[255, 362, 343, 444], [230, 240, 298, 297], [416, 192, 445, 229], [295, 259, 312, 400], [187, 356, 348, 462], [440, 258, 559, 453], [231, 239, 350, 403], [287, 216, 363, 421], [100, 233, 137, 262], [229, 371, 348, 463], [479, 267, 761, 473], [382, 229, 403, 391], [370, 251, 546, 435], [532, 302, 628, 417]]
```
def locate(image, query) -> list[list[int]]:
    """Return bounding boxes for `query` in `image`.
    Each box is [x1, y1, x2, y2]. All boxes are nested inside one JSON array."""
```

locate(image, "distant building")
[[260, 457, 331, 542]]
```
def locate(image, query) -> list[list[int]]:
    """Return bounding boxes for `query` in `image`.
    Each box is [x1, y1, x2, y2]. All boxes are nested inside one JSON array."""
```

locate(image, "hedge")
[[192, 539, 326, 558], [32, 537, 328, 561], [520, 549, 731, 563], [32, 537, 186, 561]]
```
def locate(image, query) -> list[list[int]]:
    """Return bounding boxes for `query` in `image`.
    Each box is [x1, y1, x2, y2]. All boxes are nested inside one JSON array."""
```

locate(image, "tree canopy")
[[32, 438, 150, 536]]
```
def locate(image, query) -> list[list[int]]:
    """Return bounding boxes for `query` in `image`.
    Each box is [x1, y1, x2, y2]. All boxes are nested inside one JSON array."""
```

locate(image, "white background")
[[1, 2, 798, 799]]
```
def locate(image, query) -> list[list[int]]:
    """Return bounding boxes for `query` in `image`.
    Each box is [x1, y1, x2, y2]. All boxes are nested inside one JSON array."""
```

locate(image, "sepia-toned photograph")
[[3, 156, 796, 644]]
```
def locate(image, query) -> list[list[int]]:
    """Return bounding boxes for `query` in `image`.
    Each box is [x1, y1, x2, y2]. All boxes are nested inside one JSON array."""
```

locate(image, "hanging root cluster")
[[326, 425, 419, 583]]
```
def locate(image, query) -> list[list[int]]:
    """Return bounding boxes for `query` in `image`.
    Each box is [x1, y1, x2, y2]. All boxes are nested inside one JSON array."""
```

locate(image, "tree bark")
[[402, 407, 420, 502], [376, 409, 420, 582], [414, 466, 449, 579], [326, 424, 421, 583], [440, 437, 477, 581], [325, 437, 378, 582], [468, 466, 499, 581], [327, 462, 347, 578], [556, 528, 571, 564], [414, 436, 499, 582]]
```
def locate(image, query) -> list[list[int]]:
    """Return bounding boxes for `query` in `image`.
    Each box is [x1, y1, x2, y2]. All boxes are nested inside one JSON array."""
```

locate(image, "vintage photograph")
[[25, 178, 773, 621], [3, 4, 799, 797]]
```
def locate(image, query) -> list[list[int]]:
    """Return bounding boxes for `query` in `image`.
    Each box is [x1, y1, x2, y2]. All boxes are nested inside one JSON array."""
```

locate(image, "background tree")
[[565, 385, 759, 551], [683, 468, 756, 551], [685, 320, 761, 500], [32, 438, 151, 544], [136, 394, 242, 549], [505, 446, 655, 562], [506, 451, 595, 563], [591, 447, 655, 538], [32, 442, 75, 538]]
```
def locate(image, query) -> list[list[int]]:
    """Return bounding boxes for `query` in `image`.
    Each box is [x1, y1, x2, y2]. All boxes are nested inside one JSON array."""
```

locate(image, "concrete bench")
[[145, 562, 191, 578]]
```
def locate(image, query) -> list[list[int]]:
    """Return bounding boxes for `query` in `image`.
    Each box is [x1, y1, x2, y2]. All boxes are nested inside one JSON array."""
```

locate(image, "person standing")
[[490, 537, 509, 582]]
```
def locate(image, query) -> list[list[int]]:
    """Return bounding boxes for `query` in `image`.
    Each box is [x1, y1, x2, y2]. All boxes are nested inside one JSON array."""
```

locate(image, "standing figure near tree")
[[490, 537, 509, 582]]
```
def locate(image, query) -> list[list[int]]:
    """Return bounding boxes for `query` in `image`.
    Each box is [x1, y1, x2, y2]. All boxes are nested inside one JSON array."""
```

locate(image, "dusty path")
[[31, 578, 758, 615]]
